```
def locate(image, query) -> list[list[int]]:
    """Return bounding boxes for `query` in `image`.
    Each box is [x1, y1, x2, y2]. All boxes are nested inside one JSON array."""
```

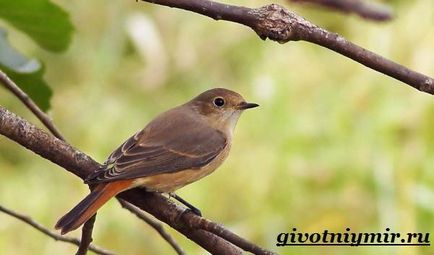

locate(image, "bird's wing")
[[85, 110, 227, 184]]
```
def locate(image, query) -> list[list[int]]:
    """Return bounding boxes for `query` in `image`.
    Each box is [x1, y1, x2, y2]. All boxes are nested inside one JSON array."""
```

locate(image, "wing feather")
[[85, 108, 227, 184]]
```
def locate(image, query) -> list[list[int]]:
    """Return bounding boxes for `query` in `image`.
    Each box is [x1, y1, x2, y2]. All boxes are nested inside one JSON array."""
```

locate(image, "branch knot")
[[249, 4, 297, 43], [421, 78, 434, 93]]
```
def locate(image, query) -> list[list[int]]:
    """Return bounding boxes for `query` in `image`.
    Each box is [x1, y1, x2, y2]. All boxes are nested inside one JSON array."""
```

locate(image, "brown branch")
[[76, 214, 97, 255], [0, 69, 65, 140], [0, 106, 273, 255], [0, 68, 98, 255], [0, 70, 183, 254], [182, 213, 273, 255], [0, 205, 115, 255], [140, 0, 434, 95], [117, 190, 259, 255], [289, 0, 393, 21], [118, 199, 185, 255]]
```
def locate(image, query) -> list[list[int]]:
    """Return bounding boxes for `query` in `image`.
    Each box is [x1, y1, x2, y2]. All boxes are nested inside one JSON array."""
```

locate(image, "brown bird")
[[55, 88, 258, 235]]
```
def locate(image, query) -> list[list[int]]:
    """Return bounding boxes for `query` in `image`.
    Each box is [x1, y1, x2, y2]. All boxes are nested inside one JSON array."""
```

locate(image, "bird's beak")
[[237, 101, 259, 110]]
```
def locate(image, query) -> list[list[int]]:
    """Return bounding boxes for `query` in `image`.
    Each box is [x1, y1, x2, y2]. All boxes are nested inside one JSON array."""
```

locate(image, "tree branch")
[[140, 0, 433, 95], [76, 214, 97, 255], [1, 68, 100, 255], [0, 106, 274, 255], [0, 70, 65, 140], [1, 68, 99, 254], [180, 213, 273, 255], [0, 205, 115, 255], [0, 69, 185, 254], [118, 199, 185, 255], [289, 0, 393, 21]]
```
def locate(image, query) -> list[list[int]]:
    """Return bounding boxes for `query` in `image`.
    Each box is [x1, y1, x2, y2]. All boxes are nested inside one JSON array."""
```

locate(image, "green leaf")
[[0, 28, 52, 111], [0, 0, 74, 52]]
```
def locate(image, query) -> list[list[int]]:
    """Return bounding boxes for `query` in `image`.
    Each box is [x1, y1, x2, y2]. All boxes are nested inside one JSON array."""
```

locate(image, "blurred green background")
[[1, 0, 433, 254]]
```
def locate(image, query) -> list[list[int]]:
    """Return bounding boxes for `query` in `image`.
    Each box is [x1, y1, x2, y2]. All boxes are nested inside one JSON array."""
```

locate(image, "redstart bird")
[[55, 88, 258, 234]]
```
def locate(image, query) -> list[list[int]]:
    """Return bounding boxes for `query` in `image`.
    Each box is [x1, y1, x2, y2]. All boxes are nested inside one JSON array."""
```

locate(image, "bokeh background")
[[1, 0, 433, 254]]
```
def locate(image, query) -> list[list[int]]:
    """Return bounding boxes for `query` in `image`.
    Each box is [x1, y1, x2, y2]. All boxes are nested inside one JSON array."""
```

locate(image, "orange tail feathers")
[[55, 180, 132, 235]]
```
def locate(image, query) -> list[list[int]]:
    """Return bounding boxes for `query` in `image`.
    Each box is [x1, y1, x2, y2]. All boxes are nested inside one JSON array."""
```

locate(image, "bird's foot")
[[169, 193, 202, 217]]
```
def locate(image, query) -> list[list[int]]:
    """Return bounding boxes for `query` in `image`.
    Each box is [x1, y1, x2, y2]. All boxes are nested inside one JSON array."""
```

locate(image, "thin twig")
[[0, 205, 115, 255], [118, 199, 185, 255], [0, 69, 65, 140], [289, 0, 393, 21], [140, 0, 433, 95], [76, 214, 97, 255]]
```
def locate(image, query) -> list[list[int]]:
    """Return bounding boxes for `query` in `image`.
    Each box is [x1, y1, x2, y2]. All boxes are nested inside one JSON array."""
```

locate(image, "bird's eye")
[[213, 97, 225, 107]]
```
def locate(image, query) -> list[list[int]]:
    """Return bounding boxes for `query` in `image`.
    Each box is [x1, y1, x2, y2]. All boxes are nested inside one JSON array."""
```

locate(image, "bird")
[[55, 88, 259, 235]]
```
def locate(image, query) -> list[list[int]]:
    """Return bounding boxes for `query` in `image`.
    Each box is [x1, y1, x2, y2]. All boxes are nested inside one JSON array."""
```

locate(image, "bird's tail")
[[55, 180, 132, 235]]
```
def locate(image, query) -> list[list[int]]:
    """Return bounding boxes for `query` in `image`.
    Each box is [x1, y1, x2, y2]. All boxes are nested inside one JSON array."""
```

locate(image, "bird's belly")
[[132, 146, 230, 193], [133, 167, 215, 193]]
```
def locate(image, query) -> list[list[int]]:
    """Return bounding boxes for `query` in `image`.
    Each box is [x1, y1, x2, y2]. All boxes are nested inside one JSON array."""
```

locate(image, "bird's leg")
[[169, 193, 202, 216]]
